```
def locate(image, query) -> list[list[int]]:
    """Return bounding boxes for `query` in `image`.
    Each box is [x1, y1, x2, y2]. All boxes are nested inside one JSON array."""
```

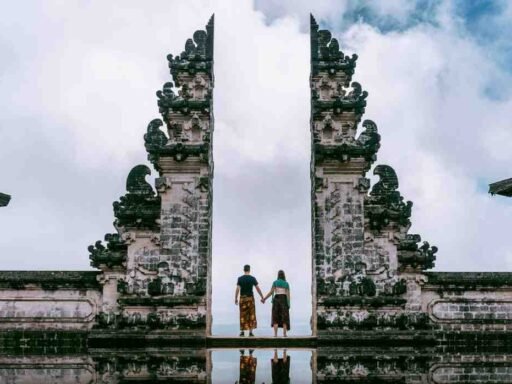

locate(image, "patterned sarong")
[[239, 355, 257, 384], [239, 295, 257, 330]]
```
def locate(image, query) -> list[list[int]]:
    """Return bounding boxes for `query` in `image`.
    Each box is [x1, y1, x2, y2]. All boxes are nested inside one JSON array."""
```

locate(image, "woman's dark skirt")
[[271, 294, 290, 330]]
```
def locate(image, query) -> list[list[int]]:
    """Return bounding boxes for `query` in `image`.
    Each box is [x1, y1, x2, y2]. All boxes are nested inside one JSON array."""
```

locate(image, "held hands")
[[260, 298, 266, 304]]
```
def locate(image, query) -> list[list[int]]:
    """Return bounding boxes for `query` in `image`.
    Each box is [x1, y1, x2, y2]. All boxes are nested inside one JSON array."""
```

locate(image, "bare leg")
[[283, 324, 287, 337], [273, 324, 278, 337]]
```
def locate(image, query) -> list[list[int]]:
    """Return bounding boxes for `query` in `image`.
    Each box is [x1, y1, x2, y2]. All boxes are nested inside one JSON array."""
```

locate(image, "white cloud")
[[338, 9, 512, 271]]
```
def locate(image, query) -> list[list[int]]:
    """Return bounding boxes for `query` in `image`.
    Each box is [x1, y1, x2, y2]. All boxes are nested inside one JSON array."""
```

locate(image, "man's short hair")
[[243, 264, 250, 272]]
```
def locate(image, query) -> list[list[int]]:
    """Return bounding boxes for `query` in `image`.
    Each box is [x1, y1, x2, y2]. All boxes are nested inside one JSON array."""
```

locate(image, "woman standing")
[[262, 270, 290, 337]]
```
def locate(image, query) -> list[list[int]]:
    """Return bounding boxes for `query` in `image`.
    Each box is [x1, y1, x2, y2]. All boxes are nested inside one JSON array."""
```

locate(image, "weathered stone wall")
[[0, 350, 210, 383], [0, 272, 102, 330], [0, 356, 96, 384], [421, 273, 512, 331], [1, 347, 511, 382], [316, 348, 512, 383]]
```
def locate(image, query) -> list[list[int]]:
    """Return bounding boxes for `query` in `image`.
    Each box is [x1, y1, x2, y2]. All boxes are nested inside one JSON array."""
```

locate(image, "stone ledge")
[[0, 330, 88, 354], [0, 330, 511, 351], [88, 330, 207, 348], [0, 271, 101, 290], [118, 295, 201, 306], [207, 336, 316, 349], [320, 296, 407, 308], [425, 272, 512, 288], [317, 330, 437, 346]]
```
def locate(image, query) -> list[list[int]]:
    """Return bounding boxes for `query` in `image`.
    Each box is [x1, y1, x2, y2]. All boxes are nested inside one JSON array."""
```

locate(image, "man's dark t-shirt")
[[237, 275, 258, 297]]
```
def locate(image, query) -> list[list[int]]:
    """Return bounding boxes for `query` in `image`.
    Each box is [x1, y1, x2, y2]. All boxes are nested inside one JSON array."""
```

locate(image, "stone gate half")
[[91, 15, 216, 335], [0, 17, 215, 339], [310, 15, 512, 339]]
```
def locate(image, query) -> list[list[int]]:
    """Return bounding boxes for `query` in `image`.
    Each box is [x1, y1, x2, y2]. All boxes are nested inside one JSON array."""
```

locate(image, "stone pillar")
[[310, 15, 436, 336], [145, 15, 214, 335], [310, 15, 377, 334]]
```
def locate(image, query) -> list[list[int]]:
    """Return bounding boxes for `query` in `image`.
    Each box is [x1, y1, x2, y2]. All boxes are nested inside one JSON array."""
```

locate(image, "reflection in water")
[[212, 349, 310, 383], [271, 350, 290, 384], [1, 346, 512, 382], [236, 350, 292, 384], [239, 350, 257, 384]]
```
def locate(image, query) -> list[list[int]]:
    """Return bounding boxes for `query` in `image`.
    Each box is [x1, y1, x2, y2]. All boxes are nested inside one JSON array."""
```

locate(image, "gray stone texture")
[[309, 15, 512, 336]]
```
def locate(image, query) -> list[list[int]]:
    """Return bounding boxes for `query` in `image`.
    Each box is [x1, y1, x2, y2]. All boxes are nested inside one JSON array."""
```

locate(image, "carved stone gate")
[[89, 16, 216, 335], [309, 15, 512, 339], [0, 16, 511, 343]]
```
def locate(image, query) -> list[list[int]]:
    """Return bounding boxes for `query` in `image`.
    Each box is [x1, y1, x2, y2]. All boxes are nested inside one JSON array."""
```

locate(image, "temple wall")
[[0, 350, 210, 383], [0, 289, 101, 330], [0, 271, 102, 330], [1, 349, 512, 383], [316, 348, 512, 383], [0, 356, 95, 384], [420, 273, 512, 331]]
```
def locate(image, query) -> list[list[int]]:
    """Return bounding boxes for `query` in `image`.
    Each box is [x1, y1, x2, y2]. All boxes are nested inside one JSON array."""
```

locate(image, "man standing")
[[235, 264, 264, 337]]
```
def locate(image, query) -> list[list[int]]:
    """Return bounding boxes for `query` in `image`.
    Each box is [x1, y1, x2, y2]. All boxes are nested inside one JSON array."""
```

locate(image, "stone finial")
[[365, 165, 412, 230], [126, 165, 156, 196], [144, 119, 168, 149], [88, 233, 127, 270], [167, 15, 214, 86], [0, 193, 10, 207], [149, 17, 214, 172], [113, 165, 161, 229], [310, 14, 357, 77], [398, 234, 437, 271]]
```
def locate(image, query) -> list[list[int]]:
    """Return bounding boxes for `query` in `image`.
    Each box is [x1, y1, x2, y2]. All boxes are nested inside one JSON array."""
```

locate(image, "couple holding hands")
[[235, 264, 291, 337]]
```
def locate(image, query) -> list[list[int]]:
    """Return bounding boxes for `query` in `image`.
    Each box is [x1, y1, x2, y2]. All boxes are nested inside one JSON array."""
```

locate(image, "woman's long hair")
[[277, 270, 286, 281]]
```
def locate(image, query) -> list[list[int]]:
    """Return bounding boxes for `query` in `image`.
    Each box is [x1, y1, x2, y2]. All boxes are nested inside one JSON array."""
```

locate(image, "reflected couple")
[[237, 349, 291, 384], [235, 265, 291, 337]]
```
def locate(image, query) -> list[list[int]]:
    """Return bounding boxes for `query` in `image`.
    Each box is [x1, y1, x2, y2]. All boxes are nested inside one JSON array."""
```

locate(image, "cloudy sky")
[[1, 0, 511, 333]]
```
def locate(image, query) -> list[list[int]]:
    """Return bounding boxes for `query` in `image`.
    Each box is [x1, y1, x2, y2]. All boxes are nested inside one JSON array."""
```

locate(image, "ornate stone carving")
[[314, 119, 380, 166], [148, 18, 214, 175], [311, 16, 440, 335], [167, 15, 214, 86], [310, 14, 358, 78], [145, 117, 210, 169], [365, 165, 412, 231], [312, 81, 368, 116], [144, 119, 168, 148], [156, 84, 210, 118], [88, 233, 127, 270], [398, 234, 437, 270], [113, 165, 161, 229], [317, 309, 430, 331]]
